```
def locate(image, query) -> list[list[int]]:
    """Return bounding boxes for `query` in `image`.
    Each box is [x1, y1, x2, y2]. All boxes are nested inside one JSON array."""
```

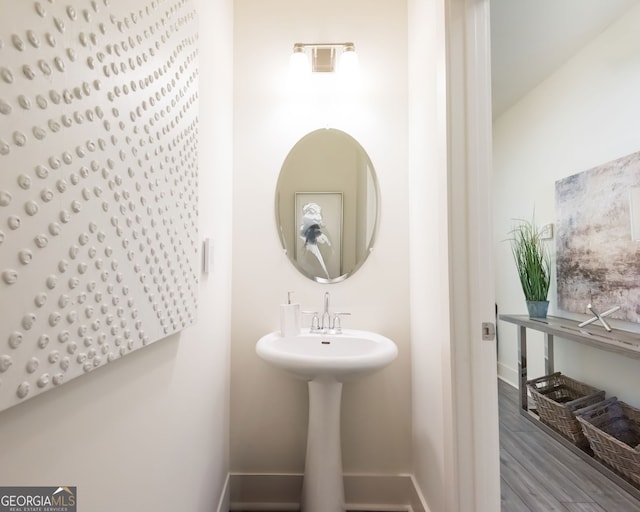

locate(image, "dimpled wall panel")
[[0, 0, 199, 411]]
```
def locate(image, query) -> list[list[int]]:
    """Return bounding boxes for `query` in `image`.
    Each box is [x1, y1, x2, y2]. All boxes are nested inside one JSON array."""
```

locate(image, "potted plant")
[[509, 217, 551, 318]]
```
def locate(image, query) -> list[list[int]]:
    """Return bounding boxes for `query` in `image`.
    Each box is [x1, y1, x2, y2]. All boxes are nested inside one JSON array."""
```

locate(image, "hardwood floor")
[[499, 379, 640, 512]]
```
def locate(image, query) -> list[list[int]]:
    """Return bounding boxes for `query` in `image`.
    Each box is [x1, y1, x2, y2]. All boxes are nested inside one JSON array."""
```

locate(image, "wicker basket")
[[576, 397, 640, 486], [527, 372, 605, 447]]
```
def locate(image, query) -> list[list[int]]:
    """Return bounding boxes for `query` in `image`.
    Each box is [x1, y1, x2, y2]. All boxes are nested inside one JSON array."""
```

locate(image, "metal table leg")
[[545, 333, 554, 375], [517, 325, 527, 412]]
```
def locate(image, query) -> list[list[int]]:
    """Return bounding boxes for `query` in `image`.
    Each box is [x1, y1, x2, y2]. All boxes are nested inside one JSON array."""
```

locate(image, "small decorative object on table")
[[577, 397, 640, 486], [578, 303, 621, 332], [527, 372, 605, 448], [509, 216, 551, 318]]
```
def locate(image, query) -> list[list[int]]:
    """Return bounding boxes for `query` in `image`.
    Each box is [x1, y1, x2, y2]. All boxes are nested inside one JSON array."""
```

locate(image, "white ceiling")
[[490, 0, 639, 118]]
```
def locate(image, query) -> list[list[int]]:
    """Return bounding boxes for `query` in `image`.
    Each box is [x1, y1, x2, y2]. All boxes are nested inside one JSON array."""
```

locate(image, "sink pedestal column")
[[302, 378, 345, 512]]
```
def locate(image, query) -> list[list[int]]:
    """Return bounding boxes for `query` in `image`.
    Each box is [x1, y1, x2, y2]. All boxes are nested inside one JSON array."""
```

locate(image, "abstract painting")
[[556, 151, 640, 323]]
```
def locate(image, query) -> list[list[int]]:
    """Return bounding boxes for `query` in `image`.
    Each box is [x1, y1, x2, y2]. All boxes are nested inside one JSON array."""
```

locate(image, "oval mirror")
[[275, 128, 380, 283]]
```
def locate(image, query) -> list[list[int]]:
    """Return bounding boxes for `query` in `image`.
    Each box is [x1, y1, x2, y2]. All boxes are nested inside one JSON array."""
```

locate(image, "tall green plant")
[[509, 218, 550, 302]]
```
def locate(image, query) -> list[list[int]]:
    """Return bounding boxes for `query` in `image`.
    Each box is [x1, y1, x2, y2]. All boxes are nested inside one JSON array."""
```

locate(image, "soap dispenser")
[[280, 291, 300, 337]]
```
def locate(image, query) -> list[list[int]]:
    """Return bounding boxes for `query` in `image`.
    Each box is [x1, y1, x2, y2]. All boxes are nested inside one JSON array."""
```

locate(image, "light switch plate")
[[540, 223, 554, 240], [203, 238, 214, 273]]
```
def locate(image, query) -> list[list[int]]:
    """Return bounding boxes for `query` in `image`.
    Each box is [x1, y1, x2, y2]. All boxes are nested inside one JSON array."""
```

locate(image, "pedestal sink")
[[256, 329, 398, 512]]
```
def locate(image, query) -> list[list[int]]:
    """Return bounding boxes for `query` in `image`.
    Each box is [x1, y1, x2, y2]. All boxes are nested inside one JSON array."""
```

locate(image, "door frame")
[[447, 0, 500, 510]]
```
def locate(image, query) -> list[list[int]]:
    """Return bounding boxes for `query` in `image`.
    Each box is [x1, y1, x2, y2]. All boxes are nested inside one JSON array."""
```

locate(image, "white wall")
[[494, 4, 640, 403], [407, 0, 451, 510], [0, 1, 233, 510], [231, 0, 412, 479]]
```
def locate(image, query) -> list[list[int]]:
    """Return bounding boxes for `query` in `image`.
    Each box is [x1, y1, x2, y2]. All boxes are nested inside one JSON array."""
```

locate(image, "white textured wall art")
[[556, 150, 640, 323], [0, 0, 199, 411]]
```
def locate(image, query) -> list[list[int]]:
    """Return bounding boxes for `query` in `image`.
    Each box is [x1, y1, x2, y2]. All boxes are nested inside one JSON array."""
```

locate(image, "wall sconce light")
[[290, 42, 359, 75]]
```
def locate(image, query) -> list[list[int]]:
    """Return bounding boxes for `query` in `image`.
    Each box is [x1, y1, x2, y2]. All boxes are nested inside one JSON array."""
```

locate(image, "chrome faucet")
[[321, 292, 331, 332], [305, 292, 349, 334]]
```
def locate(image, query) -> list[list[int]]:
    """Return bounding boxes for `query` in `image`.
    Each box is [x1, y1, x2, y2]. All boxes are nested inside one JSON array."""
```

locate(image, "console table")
[[499, 314, 640, 498]]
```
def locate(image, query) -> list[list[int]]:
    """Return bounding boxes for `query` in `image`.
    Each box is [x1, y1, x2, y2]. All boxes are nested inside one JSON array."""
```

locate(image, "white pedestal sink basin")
[[256, 329, 397, 512], [256, 329, 398, 381]]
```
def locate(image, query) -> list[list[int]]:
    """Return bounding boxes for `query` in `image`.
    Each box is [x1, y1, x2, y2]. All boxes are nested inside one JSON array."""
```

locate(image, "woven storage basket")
[[576, 397, 640, 486], [527, 372, 605, 447]]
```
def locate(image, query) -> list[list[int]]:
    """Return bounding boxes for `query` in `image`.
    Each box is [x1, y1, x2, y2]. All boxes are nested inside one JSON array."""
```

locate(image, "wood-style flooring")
[[499, 379, 640, 512]]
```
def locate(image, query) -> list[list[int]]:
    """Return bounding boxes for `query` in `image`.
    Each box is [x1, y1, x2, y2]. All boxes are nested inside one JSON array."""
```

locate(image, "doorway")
[[490, 0, 640, 509]]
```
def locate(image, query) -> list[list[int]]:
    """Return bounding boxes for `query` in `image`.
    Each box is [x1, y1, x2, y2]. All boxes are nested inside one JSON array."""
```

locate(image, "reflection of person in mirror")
[[300, 202, 332, 278]]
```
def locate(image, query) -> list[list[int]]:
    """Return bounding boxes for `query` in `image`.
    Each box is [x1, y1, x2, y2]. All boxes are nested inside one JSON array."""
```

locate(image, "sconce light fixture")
[[290, 42, 359, 75]]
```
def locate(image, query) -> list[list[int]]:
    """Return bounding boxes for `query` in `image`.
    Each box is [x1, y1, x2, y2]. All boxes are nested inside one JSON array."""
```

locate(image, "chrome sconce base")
[[291, 42, 358, 74]]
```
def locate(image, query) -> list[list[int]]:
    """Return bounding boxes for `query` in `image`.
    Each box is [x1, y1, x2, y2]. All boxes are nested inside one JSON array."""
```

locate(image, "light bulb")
[[338, 48, 359, 76], [290, 49, 310, 76]]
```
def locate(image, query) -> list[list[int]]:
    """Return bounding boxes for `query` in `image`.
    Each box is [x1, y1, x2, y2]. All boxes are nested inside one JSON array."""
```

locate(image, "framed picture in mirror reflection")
[[295, 192, 343, 280]]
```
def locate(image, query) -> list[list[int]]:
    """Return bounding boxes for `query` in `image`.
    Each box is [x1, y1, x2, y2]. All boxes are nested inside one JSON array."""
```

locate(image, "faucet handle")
[[332, 312, 351, 333], [302, 310, 320, 332]]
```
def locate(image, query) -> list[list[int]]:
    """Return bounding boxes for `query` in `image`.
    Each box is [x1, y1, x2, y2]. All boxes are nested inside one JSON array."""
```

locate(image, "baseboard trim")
[[229, 503, 299, 512], [216, 473, 230, 512], [343, 473, 428, 512], [407, 475, 429, 512], [229, 473, 302, 511], [228, 472, 430, 512], [497, 361, 517, 387]]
